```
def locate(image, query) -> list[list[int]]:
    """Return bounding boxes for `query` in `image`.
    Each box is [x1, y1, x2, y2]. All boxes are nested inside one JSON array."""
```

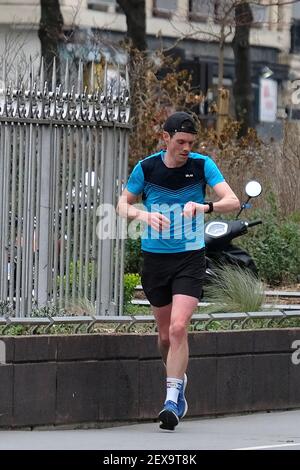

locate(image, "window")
[[251, 3, 268, 27], [189, 0, 234, 24], [153, 0, 177, 19], [189, 1, 267, 27], [87, 0, 116, 12], [189, 0, 212, 22], [291, 20, 300, 53], [214, 1, 235, 25]]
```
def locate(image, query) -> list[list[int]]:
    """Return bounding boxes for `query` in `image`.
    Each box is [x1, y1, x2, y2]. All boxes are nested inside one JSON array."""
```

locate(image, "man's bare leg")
[[166, 294, 198, 379], [157, 295, 197, 429], [152, 303, 172, 364]]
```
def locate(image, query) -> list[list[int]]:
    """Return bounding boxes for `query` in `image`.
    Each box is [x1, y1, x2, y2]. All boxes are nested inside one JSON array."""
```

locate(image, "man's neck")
[[163, 150, 188, 168]]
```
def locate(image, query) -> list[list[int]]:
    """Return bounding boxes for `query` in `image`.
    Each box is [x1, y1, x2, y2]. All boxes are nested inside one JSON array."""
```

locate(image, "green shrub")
[[124, 273, 141, 312], [124, 237, 142, 274], [57, 261, 96, 295], [237, 198, 300, 285]]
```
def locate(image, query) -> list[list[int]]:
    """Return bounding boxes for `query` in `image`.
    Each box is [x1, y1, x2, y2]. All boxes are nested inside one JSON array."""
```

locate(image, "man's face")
[[163, 131, 196, 163]]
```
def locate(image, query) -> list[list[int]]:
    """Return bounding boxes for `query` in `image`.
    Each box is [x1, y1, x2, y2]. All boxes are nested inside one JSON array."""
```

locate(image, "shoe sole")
[[179, 373, 188, 419], [159, 409, 179, 431]]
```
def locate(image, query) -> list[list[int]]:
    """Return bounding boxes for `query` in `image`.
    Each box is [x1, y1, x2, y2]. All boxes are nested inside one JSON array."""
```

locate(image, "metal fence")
[[0, 59, 130, 317], [1, 310, 300, 335]]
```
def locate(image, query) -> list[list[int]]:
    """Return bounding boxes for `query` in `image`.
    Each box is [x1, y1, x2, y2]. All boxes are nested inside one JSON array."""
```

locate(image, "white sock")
[[165, 377, 183, 404]]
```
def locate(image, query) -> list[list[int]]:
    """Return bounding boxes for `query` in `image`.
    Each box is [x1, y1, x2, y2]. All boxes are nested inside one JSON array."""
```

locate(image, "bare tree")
[[169, 0, 294, 136], [232, 1, 253, 137], [170, 1, 236, 91], [0, 28, 40, 84], [38, 0, 64, 83]]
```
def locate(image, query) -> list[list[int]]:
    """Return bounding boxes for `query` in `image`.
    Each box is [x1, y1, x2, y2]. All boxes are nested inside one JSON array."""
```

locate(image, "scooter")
[[204, 180, 262, 280]]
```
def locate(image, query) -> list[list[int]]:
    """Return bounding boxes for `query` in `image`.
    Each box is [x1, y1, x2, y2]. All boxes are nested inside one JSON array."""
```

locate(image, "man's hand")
[[139, 211, 170, 232], [182, 201, 206, 218]]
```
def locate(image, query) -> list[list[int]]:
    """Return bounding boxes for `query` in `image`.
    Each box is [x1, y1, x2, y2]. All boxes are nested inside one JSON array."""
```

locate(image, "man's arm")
[[117, 189, 170, 231], [207, 181, 240, 213], [182, 182, 240, 217], [117, 189, 142, 220]]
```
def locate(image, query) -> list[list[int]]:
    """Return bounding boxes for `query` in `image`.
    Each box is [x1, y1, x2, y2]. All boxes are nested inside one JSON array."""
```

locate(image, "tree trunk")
[[38, 0, 64, 85], [218, 25, 225, 90], [232, 1, 253, 138], [116, 0, 146, 51], [116, 0, 146, 128]]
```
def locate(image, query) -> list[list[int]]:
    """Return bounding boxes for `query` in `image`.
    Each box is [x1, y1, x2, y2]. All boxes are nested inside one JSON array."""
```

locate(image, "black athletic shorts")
[[141, 248, 206, 307]]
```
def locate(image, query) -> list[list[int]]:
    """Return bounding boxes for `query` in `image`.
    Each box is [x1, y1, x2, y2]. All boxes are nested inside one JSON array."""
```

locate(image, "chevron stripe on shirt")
[[125, 150, 225, 253]]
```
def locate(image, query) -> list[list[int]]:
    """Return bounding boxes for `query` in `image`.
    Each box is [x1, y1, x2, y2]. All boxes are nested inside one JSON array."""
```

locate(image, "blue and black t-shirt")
[[126, 150, 225, 253]]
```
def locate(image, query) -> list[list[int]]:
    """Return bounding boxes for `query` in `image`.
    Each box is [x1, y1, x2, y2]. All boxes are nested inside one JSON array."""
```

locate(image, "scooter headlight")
[[205, 221, 229, 237]]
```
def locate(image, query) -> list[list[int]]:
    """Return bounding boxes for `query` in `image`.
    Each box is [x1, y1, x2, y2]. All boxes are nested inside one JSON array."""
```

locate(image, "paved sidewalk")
[[0, 409, 300, 450]]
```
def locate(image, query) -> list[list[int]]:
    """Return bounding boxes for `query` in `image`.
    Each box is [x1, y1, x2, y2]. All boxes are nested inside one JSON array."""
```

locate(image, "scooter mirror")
[[245, 181, 262, 198]]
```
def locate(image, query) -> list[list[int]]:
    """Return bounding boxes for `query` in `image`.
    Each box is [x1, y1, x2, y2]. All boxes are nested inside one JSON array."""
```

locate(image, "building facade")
[[0, 0, 298, 129]]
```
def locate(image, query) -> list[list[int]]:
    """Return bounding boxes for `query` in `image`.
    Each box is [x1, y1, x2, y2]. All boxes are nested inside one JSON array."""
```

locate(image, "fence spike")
[[29, 55, 33, 91], [0, 55, 129, 122], [77, 59, 83, 95], [40, 57, 45, 90], [117, 64, 120, 95], [64, 58, 70, 91], [52, 56, 57, 92], [2, 58, 6, 89], [90, 60, 95, 92], [104, 60, 108, 98], [125, 65, 130, 98]]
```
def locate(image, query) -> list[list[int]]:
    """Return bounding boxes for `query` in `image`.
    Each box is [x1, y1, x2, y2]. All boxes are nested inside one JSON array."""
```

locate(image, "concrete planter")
[[0, 329, 299, 428]]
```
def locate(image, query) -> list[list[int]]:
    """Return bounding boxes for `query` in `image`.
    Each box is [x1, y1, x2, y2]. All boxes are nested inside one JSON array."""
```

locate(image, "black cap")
[[163, 111, 197, 135]]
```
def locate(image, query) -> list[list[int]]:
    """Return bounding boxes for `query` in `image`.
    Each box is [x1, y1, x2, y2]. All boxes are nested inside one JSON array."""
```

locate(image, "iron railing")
[[0, 58, 130, 316], [0, 310, 299, 334]]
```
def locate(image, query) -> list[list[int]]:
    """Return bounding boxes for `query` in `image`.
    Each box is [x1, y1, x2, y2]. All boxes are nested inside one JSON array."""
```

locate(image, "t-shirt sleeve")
[[204, 157, 225, 187], [125, 161, 145, 195]]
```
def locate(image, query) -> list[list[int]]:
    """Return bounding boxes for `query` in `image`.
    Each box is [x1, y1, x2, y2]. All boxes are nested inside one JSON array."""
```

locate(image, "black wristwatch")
[[205, 201, 214, 213]]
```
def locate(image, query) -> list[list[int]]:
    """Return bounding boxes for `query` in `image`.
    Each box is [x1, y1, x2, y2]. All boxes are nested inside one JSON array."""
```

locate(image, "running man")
[[117, 111, 240, 430]]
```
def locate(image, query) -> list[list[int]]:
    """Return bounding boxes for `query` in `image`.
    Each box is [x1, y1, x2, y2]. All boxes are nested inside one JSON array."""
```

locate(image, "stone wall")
[[0, 329, 299, 428]]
